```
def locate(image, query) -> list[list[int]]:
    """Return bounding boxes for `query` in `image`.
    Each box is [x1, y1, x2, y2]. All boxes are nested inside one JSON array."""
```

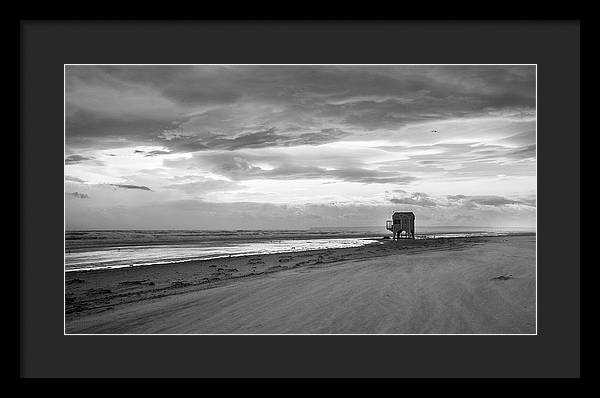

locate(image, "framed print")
[[21, 20, 580, 378]]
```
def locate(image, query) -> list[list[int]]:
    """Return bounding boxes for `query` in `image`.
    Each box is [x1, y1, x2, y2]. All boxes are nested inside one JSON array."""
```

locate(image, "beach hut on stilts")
[[386, 212, 415, 239]]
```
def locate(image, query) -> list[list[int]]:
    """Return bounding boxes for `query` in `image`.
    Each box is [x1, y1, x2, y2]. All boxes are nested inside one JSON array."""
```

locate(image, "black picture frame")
[[20, 20, 580, 378]]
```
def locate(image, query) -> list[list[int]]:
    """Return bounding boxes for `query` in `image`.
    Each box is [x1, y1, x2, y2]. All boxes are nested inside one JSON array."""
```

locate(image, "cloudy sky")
[[65, 65, 536, 230]]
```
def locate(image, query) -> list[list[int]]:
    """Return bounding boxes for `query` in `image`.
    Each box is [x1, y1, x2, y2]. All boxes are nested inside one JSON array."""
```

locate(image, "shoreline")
[[65, 231, 535, 273], [65, 231, 386, 252], [65, 238, 383, 273]]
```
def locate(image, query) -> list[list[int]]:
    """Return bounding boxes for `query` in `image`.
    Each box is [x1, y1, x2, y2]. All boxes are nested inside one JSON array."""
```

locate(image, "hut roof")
[[392, 211, 415, 216]]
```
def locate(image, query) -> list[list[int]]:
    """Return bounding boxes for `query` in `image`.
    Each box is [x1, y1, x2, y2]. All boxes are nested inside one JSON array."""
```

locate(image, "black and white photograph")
[[64, 64, 537, 335]]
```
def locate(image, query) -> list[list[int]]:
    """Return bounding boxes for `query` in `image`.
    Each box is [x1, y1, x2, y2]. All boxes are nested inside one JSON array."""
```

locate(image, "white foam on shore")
[[65, 238, 380, 272]]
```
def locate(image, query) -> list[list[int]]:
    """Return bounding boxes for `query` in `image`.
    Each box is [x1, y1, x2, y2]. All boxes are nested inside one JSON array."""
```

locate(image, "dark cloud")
[[447, 194, 533, 207], [110, 184, 152, 191], [65, 155, 95, 165], [66, 108, 183, 148], [162, 127, 347, 152], [447, 194, 467, 200], [87, 65, 244, 106], [389, 192, 438, 207], [505, 144, 536, 160], [208, 158, 416, 185], [66, 65, 536, 151], [133, 149, 172, 156], [518, 196, 537, 207], [65, 175, 86, 183], [468, 196, 521, 206], [165, 150, 418, 185], [145, 150, 171, 156], [66, 192, 89, 199]]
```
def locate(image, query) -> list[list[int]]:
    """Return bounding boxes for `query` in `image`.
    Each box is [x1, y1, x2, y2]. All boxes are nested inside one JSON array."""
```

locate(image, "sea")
[[64, 226, 534, 272]]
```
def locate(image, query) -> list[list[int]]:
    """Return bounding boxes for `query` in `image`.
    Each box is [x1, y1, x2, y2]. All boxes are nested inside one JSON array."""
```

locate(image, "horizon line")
[[64, 225, 537, 232]]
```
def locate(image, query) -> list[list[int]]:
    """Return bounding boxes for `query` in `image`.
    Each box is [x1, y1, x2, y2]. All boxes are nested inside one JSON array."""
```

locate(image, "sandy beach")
[[65, 234, 535, 334]]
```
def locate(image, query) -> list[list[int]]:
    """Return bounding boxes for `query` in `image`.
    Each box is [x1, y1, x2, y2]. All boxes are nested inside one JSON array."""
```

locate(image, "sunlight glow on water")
[[65, 238, 379, 272]]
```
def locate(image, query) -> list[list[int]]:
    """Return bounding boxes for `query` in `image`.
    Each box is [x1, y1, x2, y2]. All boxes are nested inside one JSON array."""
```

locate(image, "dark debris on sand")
[[66, 278, 86, 285], [490, 274, 514, 281], [119, 279, 152, 286]]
